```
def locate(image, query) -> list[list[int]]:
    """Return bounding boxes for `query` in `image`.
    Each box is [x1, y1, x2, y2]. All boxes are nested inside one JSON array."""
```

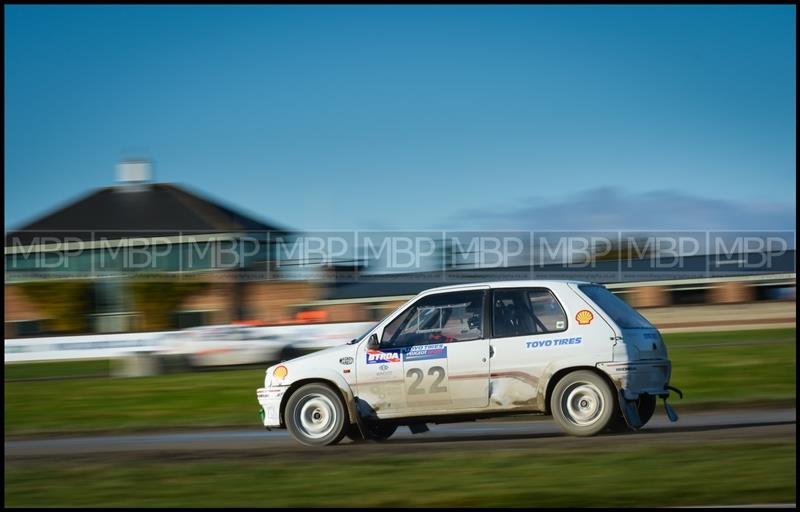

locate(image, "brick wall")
[[4, 286, 48, 337], [319, 299, 408, 323], [709, 282, 756, 304], [179, 282, 238, 325], [242, 281, 322, 322], [625, 286, 671, 308], [4, 286, 46, 322]]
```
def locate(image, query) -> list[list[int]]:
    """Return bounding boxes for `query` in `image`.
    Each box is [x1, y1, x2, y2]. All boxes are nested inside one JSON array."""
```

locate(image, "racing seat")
[[494, 300, 519, 337]]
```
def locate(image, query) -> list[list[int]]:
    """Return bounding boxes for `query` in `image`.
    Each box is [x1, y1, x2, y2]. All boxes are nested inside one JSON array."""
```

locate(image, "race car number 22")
[[406, 366, 447, 394]]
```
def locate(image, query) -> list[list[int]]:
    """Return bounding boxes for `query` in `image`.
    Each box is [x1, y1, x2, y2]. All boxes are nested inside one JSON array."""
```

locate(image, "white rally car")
[[256, 281, 682, 446]]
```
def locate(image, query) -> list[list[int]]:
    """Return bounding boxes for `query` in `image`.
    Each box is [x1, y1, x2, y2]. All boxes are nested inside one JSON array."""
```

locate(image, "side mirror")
[[367, 333, 380, 350]]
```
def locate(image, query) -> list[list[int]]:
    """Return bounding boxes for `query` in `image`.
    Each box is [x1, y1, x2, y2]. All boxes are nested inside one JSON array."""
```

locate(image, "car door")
[[375, 288, 491, 416], [488, 287, 571, 410], [354, 337, 407, 418]]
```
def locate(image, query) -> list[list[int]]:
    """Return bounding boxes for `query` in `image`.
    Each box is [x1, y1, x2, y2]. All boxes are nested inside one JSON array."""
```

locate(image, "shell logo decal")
[[575, 309, 594, 325], [273, 365, 289, 380]]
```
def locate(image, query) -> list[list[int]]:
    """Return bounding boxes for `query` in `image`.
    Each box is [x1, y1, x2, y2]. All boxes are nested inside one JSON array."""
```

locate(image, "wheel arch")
[[279, 378, 358, 428]]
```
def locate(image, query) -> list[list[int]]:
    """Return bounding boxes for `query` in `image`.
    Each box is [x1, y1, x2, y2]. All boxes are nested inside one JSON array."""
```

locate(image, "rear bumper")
[[256, 387, 288, 428], [597, 360, 672, 400]]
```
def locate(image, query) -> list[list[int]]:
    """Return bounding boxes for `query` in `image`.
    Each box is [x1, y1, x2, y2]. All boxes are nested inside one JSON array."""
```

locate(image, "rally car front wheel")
[[284, 383, 347, 446], [550, 370, 616, 437]]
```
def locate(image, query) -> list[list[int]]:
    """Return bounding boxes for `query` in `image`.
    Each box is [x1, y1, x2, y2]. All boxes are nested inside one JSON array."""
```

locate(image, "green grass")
[[664, 328, 796, 405], [4, 367, 263, 435], [663, 328, 796, 347], [5, 441, 796, 507], [4, 359, 111, 380], [4, 328, 795, 436]]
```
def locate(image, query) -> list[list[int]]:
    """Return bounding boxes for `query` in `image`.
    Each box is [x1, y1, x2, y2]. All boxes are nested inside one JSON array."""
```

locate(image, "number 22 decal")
[[406, 366, 447, 394]]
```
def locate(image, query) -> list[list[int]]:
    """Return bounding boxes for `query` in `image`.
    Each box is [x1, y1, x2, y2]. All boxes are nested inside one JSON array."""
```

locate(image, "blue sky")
[[4, 5, 796, 231]]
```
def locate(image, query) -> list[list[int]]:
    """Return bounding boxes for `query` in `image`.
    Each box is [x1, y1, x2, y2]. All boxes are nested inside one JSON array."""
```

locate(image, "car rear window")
[[578, 285, 654, 329]]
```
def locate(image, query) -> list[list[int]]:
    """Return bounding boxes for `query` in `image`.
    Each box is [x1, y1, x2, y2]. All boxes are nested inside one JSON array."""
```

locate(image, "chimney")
[[115, 160, 152, 192]]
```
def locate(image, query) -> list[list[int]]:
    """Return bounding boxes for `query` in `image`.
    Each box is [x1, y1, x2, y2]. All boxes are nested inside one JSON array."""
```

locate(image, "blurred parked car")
[[160, 321, 377, 368], [161, 325, 287, 367]]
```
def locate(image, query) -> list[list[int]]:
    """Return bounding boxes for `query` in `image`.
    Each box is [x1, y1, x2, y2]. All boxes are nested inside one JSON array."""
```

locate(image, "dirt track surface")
[[5, 408, 795, 462]]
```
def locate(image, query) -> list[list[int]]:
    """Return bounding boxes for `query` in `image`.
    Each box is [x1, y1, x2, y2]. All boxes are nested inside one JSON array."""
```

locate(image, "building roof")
[[5, 183, 289, 245], [321, 250, 796, 301]]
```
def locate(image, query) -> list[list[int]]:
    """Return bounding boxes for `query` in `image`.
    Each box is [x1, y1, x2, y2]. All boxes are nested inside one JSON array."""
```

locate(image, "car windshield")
[[578, 284, 654, 329]]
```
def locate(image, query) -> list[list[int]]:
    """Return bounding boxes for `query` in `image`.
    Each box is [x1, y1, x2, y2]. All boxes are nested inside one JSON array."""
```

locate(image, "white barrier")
[[4, 322, 376, 363]]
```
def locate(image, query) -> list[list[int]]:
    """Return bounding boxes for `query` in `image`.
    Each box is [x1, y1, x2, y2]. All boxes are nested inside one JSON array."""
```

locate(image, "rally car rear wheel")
[[285, 383, 347, 446], [551, 370, 615, 436]]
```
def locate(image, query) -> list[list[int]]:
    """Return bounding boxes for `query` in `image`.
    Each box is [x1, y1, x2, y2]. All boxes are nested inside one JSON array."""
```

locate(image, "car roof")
[[418, 279, 593, 295]]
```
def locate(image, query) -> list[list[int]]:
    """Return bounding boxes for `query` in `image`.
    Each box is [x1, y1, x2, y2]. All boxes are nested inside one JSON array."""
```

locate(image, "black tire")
[[284, 383, 347, 447], [364, 422, 397, 441], [344, 422, 397, 442], [637, 394, 657, 425], [344, 423, 365, 442], [550, 370, 616, 437], [608, 394, 657, 432]]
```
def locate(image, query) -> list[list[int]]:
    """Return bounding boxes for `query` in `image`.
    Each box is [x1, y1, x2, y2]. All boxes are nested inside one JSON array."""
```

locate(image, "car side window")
[[492, 288, 567, 339], [381, 290, 484, 348], [527, 289, 568, 332]]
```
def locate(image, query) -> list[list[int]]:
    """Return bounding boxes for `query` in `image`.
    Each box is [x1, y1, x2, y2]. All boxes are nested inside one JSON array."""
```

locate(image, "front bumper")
[[256, 387, 288, 428], [597, 360, 672, 400]]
